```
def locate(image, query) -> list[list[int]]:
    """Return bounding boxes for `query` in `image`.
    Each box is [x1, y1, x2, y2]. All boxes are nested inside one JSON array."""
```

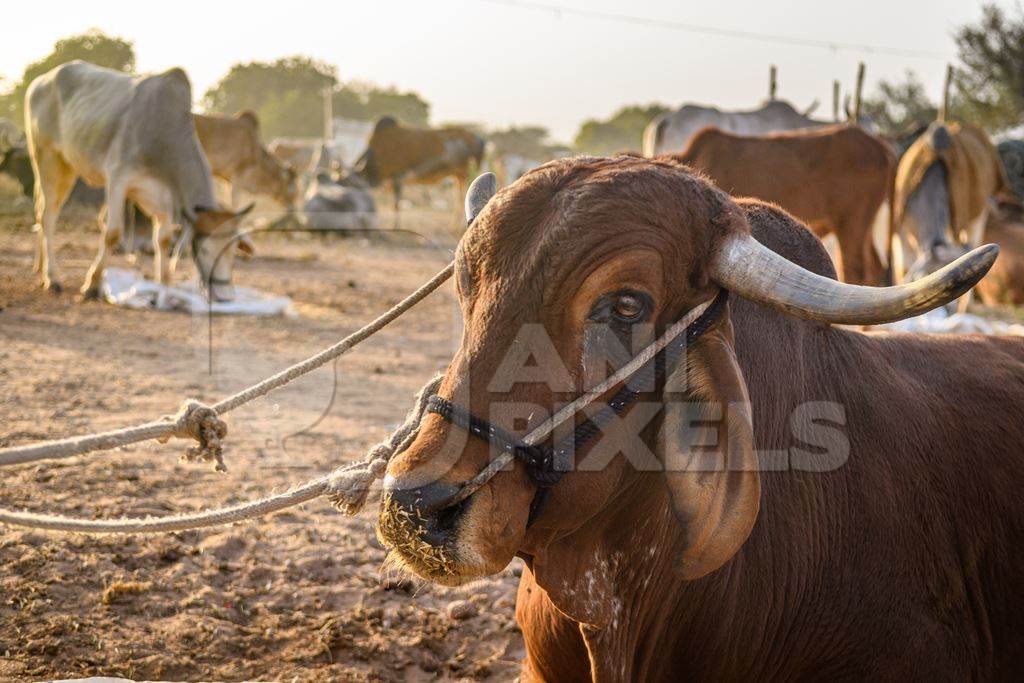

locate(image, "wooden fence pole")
[[939, 64, 954, 123], [853, 62, 865, 124]]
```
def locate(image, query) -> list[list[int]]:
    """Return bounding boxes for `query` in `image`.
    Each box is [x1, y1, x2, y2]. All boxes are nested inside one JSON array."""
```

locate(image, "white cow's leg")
[[33, 228, 44, 274], [29, 149, 76, 292], [81, 182, 126, 299], [151, 211, 175, 285]]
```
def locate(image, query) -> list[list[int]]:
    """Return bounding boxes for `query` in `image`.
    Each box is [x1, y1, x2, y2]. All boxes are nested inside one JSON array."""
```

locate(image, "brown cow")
[[670, 124, 893, 286], [354, 116, 485, 223], [194, 111, 298, 209], [376, 156, 1024, 680], [977, 199, 1024, 305]]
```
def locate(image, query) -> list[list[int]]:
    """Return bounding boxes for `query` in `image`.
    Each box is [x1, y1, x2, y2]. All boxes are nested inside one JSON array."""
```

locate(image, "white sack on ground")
[[876, 307, 1024, 335], [101, 267, 293, 316]]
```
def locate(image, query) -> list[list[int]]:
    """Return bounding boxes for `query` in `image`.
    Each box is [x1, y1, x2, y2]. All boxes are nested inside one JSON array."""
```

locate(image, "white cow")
[[642, 100, 831, 157], [26, 61, 251, 300]]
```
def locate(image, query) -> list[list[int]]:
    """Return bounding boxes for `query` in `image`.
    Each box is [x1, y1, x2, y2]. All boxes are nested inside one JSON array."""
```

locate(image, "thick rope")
[[0, 294, 716, 532], [0, 263, 454, 469], [0, 375, 443, 534], [0, 284, 714, 535]]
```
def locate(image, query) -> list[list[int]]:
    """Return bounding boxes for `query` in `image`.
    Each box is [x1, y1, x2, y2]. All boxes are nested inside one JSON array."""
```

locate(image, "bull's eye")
[[612, 294, 645, 322], [589, 290, 651, 326]]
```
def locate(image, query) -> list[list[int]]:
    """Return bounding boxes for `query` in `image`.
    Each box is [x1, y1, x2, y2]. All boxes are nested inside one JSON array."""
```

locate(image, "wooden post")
[[939, 64, 954, 123], [769, 65, 778, 101], [852, 62, 865, 125], [832, 80, 841, 122], [322, 86, 333, 142]]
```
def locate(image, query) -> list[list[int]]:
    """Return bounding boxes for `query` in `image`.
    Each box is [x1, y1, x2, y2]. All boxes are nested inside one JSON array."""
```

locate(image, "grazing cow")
[[353, 116, 486, 220], [376, 156, 1024, 680], [0, 143, 34, 197], [194, 111, 298, 209], [25, 61, 251, 300], [671, 125, 892, 285], [642, 99, 832, 157], [891, 122, 1010, 288]]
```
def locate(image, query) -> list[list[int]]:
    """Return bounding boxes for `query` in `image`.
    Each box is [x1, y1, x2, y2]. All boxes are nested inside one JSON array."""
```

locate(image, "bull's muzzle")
[[380, 478, 468, 548]]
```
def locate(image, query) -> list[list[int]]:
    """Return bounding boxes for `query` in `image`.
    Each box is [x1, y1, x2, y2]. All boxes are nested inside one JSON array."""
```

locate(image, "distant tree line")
[[201, 57, 431, 139], [0, 29, 135, 124], [0, 31, 431, 141], [2, 4, 1024, 150], [862, 4, 1023, 137]]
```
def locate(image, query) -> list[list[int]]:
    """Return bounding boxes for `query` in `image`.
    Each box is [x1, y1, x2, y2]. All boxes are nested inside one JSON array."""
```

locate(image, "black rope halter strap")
[[426, 289, 730, 525]]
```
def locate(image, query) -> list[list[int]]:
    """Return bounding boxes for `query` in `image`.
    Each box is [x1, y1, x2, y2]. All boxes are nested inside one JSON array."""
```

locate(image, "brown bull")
[[377, 156, 1024, 680], [354, 116, 485, 221], [670, 124, 893, 285], [194, 111, 298, 209]]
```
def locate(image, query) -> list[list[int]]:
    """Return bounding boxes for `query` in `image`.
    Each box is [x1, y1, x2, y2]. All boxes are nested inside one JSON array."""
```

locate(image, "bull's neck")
[[528, 312, 849, 679]]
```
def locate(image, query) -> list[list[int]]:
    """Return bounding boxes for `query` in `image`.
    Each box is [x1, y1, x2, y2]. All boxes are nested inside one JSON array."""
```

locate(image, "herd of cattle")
[[0, 60, 1021, 308], [6, 58, 1024, 678]]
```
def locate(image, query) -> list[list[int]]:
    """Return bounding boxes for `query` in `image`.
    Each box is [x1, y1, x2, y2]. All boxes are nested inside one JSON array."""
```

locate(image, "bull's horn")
[[711, 233, 999, 325], [465, 172, 497, 224]]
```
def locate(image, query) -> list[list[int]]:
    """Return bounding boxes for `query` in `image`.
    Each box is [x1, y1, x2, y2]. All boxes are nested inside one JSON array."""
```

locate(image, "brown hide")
[[977, 201, 1024, 304], [194, 111, 295, 205], [671, 124, 893, 286]]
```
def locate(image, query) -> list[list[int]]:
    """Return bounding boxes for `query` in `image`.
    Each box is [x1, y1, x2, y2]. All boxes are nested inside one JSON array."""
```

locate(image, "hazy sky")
[[0, 1, 1003, 142]]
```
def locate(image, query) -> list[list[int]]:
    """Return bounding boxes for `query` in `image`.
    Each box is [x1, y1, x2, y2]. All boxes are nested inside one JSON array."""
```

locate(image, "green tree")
[[954, 3, 1024, 131], [861, 71, 941, 138], [0, 29, 135, 123], [202, 56, 337, 139], [488, 126, 553, 159], [333, 82, 429, 126], [574, 104, 668, 155]]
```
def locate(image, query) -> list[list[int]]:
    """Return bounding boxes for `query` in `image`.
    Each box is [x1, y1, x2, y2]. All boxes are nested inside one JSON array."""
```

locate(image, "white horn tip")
[[465, 172, 497, 225]]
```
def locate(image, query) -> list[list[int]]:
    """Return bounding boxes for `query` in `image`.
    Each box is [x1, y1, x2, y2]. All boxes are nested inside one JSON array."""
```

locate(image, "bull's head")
[[189, 203, 255, 302], [378, 157, 997, 585]]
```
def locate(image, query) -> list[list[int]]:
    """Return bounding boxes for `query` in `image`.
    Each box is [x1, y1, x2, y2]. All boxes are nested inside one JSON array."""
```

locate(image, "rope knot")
[[325, 458, 388, 515], [160, 400, 229, 472]]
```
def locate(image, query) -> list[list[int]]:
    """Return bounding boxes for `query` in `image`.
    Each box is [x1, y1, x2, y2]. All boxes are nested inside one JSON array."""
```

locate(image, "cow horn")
[[710, 233, 999, 325], [465, 172, 497, 225]]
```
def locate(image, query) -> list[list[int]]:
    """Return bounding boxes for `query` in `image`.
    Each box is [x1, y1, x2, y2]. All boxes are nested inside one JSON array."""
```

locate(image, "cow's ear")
[[236, 110, 260, 131], [658, 317, 760, 580]]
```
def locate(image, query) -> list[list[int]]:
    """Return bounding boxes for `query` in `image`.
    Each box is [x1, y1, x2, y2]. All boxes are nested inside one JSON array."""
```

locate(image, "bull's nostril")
[[388, 481, 461, 516], [387, 481, 467, 546]]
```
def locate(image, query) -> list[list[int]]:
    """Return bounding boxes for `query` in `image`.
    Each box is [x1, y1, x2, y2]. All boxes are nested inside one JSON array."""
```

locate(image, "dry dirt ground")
[[0, 188, 526, 681]]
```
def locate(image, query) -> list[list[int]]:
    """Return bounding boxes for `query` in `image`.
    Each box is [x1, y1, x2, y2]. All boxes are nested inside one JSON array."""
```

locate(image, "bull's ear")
[[658, 318, 760, 579], [236, 110, 260, 130]]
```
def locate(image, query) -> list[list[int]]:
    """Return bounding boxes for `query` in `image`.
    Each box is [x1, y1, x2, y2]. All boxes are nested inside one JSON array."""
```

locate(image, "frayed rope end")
[[325, 457, 388, 515], [159, 399, 229, 472]]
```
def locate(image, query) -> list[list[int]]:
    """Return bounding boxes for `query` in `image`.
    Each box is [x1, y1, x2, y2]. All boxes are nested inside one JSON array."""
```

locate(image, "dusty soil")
[[0, 191, 525, 682]]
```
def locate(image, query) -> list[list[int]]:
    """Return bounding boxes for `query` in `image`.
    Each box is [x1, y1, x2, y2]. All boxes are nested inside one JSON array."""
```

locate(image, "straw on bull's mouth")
[[377, 494, 458, 576]]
